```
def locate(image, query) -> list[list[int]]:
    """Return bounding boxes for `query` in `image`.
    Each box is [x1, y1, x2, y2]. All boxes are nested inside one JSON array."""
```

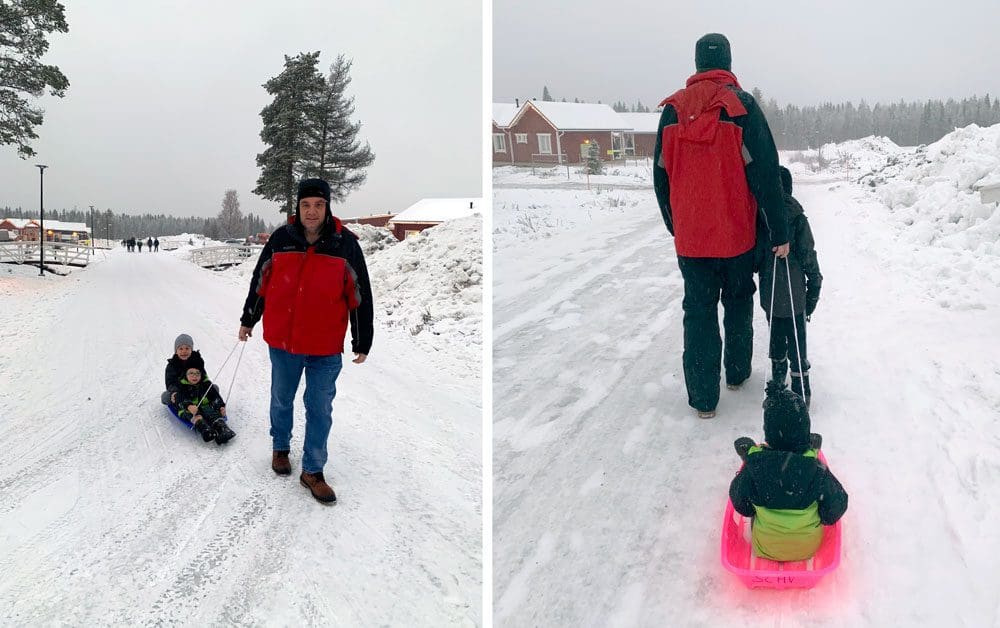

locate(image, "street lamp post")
[[90, 204, 95, 252], [36, 164, 48, 276]]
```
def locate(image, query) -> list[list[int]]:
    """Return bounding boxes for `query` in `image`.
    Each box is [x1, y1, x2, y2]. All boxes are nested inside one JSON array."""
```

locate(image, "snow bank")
[[855, 124, 1000, 256], [365, 216, 482, 347]]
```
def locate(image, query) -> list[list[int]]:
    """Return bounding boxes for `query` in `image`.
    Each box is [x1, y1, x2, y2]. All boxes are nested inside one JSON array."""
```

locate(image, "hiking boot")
[[271, 450, 292, 476], [769, 359, 788, 387], [696, 409, 716, 419], [791, 371, 812, 408], [734, 437, 755, 462], [809, 432, 823, 451], [300, 471, 337, 503], [194, 418, 217, 442], [212, 418, 236, 445]]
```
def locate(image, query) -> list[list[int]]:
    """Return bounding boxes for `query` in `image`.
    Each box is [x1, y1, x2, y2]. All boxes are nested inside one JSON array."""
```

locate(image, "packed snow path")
[[493, 175, 1000, 626], [0, 247, 481, 626]]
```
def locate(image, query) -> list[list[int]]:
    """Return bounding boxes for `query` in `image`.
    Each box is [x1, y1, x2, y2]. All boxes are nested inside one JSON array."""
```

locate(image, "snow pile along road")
[[858, 123, 1000, 255], [364, 215, 483, 349]]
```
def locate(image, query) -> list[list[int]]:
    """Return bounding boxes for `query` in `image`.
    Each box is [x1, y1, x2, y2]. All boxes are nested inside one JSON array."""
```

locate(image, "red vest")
[[660, 70, 757, 258]]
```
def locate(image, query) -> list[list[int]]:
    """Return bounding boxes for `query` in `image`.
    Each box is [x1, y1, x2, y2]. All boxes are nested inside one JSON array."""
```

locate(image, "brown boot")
[[271, 450, 291, 476], [300, 471, 337, 503]]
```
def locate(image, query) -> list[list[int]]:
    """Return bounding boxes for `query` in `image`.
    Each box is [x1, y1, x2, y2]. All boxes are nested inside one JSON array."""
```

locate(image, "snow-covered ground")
[[0, 219, 482, 626], [492, 126, 1000, 626]]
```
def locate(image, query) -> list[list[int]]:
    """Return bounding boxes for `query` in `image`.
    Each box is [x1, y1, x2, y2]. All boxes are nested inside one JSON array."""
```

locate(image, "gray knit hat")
[[174, 333, 194, 352]]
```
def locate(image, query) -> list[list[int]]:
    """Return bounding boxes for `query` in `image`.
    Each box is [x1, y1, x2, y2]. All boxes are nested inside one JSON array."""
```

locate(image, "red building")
[[492, 102, 520, 164], [493, 100, 630, 165], [344, 213, 395, 229], [618, 112, 662, 159], [388, 199, 479, 241]]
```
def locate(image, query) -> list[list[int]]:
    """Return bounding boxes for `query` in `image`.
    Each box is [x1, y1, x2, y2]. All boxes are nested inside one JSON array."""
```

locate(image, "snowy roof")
[[0, 218, 36, 228], [390, 198, 481, 224], [493, 102, 521, 128], [618, 112, 662, 134], [41, 220, 90, 233], [515, 101, 628, 131]]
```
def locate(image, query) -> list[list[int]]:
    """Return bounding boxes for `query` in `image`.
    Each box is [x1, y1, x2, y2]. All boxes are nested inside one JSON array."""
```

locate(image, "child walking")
[[757, 166, 822, 406], [730, 381, 848, 561]]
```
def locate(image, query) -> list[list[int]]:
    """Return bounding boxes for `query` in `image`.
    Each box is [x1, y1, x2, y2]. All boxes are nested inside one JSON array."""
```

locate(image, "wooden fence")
[[189, 245, 263, 269], [0, 241, 91, 267]]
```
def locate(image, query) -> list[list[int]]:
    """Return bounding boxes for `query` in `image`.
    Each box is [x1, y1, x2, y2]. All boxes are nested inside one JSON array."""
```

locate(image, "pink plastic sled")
[[720, 452, 842, 589]]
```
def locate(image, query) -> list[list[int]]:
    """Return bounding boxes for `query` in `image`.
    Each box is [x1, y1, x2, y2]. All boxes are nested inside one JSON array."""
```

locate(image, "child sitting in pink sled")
[[729, 381, 848, 561]]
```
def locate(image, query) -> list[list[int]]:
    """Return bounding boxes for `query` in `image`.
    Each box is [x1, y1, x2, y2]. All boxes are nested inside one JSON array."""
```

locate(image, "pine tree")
[[585, 141, 602, 175], [254, 52, 325, 216], [217, 190, 244, 238], [300, 55, 375, 203], [0, 0, 70, 158], [542, 85, 553, 101]]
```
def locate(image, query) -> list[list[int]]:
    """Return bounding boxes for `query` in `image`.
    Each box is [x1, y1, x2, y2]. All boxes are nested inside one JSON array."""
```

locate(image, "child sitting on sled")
[[162, 333, 206, 406], [174, 365, 236, 445], [729, 381, 848, 561], [755, 166, 822, 407]]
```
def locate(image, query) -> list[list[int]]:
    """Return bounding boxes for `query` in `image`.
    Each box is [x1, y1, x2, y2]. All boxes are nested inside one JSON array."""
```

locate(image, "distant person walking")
[[653, 33, 790, 419], [137, 239, 143, 252], [146, 237, 153, 251], [238, 178, 374, 504], [153, 238, 160, 252]]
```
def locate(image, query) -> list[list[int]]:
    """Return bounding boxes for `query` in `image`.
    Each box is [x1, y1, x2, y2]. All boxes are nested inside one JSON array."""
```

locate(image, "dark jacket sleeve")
[[348, 238, 375, 355], [729, 467, 757, 517], [164, 362, 179, 392], [240, 235, 276, 328], [735, 93, 788, 248], [817, 468, 848, 525], [652, 105, 678, 236], [795, 214, 822, 307]]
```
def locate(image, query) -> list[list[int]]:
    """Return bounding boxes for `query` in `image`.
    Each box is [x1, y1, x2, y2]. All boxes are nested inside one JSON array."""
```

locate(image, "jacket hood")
[[660, 70, 746, 143]]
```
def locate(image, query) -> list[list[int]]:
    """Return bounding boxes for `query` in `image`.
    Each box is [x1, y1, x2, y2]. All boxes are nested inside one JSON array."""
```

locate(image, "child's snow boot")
[[769, 359, 788, 387], [194, 418, 217, 442], [734, 437, 755, 462], [791, 370, 811, 408], [212, 418, 236, 445]]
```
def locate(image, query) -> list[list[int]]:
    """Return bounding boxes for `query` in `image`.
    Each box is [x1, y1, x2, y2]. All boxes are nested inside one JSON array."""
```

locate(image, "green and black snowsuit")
[[174, 377, 225, 423], [729, 445, 848, 561]]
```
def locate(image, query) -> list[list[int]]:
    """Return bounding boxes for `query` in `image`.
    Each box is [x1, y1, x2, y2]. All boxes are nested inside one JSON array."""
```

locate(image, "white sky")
[[0, 0, 482, 219], [493, 0, 1000, 110]]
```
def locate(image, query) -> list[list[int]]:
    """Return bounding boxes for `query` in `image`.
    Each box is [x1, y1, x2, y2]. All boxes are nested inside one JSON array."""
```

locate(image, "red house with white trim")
[[494, 100, 630, 165]]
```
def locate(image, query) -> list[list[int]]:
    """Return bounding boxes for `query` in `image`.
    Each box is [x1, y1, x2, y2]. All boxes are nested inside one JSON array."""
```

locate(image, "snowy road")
[[0, 247, 481, 626], [493, 175, 1000, 626]]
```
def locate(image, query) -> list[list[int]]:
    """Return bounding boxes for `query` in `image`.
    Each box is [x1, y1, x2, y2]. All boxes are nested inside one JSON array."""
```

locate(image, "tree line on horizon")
[[541, 85, 1000, 149], [1, 190, 278, 241]]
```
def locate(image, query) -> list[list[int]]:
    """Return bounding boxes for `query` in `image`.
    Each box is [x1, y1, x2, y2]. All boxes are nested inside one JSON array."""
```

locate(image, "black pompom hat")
[[762, 380, 811, 452]]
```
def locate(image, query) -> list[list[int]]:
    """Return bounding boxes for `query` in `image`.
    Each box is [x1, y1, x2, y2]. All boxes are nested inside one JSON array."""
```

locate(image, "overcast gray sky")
[[0, 0, 482, 220], [494, 0, 1000, 110]]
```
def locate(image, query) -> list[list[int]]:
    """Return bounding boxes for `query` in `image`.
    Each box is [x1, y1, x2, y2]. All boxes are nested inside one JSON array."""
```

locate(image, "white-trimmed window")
[[537, 133, 553, 154], [493, 133, 506, 153], [515, 133, 528, 144]]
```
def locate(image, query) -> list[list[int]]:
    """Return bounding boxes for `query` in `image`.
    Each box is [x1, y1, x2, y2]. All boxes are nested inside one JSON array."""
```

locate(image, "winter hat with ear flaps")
[[174, 333, 194, 352], [695, 33, 732, 72], [762, 380, 811, 452], [296, 178, 332, 222]]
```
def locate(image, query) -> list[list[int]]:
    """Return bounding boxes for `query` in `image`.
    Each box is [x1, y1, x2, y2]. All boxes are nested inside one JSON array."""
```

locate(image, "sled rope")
[[193, 340, 243, 410], [768, 254, 807, 402], [224, 340, 248, 403]]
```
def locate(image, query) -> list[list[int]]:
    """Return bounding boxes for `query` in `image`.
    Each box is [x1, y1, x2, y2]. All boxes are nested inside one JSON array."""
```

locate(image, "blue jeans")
[[268, 347, 343, 473]]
